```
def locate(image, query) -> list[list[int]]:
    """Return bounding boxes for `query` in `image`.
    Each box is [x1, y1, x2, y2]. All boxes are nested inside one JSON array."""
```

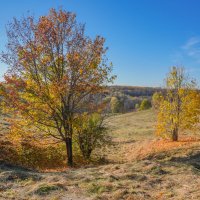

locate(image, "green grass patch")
[[35, 184, 60, 195]]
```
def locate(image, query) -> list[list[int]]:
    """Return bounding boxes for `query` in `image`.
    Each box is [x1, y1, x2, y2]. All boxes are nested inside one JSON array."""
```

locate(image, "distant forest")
[[109, 86, 164, 97]]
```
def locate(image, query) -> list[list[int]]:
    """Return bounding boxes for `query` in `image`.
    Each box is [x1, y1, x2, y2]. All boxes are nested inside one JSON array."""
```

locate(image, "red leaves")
[[4, 75, 26, 88], [0, 75, 29, 114]]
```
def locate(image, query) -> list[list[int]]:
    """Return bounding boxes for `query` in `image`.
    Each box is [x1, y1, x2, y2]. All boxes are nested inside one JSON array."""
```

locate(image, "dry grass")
[[0, 109, 200, 199], [135, 137, 200, 160]]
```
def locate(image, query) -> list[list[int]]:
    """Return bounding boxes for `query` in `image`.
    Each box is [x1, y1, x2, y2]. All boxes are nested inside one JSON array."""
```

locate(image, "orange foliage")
[[136, 136, 200, 160]]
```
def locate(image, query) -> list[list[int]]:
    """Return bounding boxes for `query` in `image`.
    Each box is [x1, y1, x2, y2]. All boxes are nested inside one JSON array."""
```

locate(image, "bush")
[[18, 142, 66, 169], [0, 137, 66, 170], [135, 103, 140, 110], [139, 99, 151, 110], [110, 97, 122, 113], [74, 113, 110, 160]]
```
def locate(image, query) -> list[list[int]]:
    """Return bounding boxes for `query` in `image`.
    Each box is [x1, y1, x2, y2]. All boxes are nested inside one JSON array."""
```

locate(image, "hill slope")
[[1, 110, 200, 200]]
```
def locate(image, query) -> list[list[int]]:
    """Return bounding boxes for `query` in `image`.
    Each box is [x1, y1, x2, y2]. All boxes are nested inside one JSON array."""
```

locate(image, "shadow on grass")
[[170, 150, 200, 170], [0, 160, 36, 172], [0, 161, 42, 182]]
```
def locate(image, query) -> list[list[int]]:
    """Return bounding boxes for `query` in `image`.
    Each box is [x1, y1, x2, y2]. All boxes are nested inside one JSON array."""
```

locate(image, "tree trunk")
[[65, 137, 73, 166], [172, 127, 178, 141]]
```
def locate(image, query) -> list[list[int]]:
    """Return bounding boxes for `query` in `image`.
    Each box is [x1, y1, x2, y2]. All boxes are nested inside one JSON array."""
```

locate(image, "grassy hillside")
[[1, 110, 200, 200]]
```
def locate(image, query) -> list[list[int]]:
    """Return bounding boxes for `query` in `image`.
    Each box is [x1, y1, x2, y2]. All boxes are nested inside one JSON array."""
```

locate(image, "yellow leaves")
[[181, 90, 200, 129], [156, 67, 200, 140], [26, 77, 36, 88], [7, 118, 32, 145], [41, 55, 51, 64], [67, 52, 80, 62], [79, 68, 83, 75], [90, 62, 98, 70]]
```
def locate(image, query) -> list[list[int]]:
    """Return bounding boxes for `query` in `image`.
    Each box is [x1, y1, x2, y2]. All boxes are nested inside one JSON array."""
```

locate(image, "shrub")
[[139, 99, 151, 110], [110, 97, 122, 113], [135, 103, 140, 110], [74, 113, 110, 160], [0, 135, 66, 169], [18, 142, 66, 169]]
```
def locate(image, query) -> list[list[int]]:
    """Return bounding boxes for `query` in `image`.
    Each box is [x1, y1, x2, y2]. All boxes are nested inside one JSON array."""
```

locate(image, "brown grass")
[[131, 136, 200, 161], [0, 109, 200, 199]]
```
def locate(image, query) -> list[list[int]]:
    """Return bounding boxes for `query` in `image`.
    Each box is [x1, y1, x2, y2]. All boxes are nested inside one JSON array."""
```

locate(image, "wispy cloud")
[[170, 36, 200, 79], [182, 37, 200, 49], [181, 36, 200, 62]]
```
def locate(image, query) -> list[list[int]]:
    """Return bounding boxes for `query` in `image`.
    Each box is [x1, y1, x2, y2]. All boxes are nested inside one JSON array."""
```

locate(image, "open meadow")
[[1, 2, 200, 200], [1, 109, 200, 200]]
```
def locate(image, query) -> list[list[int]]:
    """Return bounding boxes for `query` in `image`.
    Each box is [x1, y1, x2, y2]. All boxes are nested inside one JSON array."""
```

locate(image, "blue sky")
[[1, 0, 200, 86]]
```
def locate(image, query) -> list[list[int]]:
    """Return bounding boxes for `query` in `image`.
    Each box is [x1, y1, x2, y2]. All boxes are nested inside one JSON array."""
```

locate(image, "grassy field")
[[0, 109, 200, 200]]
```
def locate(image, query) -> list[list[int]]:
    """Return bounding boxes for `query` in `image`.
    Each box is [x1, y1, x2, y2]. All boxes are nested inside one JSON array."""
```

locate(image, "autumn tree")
[[0, 9, 115, 166], [139, 99, 151, 110], [110, 96, 122, 113], [156, 67, 200, 141], [135, 103, 140, 110]]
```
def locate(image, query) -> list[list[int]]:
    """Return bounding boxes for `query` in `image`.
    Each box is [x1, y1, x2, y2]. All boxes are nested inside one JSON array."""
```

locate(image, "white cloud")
[[182, 37, 200, 49], [170, 37, 200, 81], [181, 36, 200, 63]]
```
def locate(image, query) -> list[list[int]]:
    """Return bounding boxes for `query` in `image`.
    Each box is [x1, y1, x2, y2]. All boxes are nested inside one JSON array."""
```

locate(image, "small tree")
[[139, 99, 151, 110], [110, 97, 122, 113], [74, 113, 109, 160], [156, 67, 200, 141], [135, 103, 140, 110]]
